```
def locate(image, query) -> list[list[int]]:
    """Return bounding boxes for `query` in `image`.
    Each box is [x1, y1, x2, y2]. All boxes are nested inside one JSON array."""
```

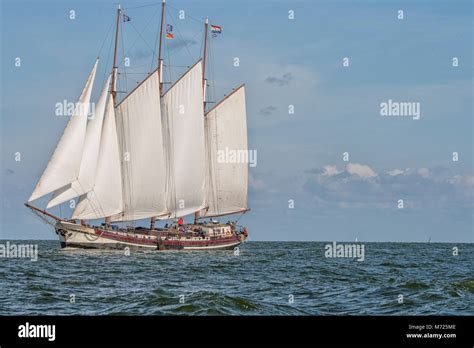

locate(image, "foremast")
[[150, 0, 166, 231], [104, 3, 122, 228]]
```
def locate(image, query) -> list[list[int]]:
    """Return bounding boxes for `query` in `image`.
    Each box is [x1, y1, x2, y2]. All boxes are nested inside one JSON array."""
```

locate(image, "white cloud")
[[448, 175, 474, 188], [387, 168, 404, 176], [323, 165, 340, 177], [346, 163, 377, 179], [302, 164, 473, 211]]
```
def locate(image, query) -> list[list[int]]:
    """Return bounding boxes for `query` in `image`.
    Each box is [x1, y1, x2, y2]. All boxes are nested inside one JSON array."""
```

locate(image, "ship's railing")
[[155, 229, 207, 239]]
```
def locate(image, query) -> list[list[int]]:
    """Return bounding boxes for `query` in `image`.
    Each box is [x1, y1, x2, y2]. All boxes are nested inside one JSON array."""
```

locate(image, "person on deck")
[[178, 218, 184, 226]]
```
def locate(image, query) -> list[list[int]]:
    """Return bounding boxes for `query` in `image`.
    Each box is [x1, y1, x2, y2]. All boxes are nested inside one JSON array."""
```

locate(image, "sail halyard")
[[28, 60, 98, 203]]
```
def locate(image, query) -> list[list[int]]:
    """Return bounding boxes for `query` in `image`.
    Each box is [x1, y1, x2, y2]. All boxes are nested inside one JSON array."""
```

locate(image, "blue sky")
[[1, 0, 472, 242]]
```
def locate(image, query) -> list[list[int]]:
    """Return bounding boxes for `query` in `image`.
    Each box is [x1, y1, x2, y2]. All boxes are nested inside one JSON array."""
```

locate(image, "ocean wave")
[[1, 240, 473, 315]]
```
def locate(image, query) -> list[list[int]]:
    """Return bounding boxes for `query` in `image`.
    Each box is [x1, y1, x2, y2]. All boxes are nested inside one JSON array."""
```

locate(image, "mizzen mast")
[[157, 0, 166, 92], [202, 17, 209, 93], [194, 17, 209, 225]]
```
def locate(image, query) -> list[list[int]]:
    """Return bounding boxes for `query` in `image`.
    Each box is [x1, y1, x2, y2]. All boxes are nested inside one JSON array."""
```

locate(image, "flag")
[[210, 25, 222, 34], [165, 24, 174, 39], [122, 14, 131, 22]]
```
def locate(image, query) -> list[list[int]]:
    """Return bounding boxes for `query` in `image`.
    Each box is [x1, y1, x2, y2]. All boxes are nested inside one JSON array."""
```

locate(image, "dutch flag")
[[210, 25, 222, 34]]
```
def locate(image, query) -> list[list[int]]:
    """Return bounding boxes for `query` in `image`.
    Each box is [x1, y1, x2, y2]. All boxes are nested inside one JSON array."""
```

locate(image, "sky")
[[1, 0, 472, 242]]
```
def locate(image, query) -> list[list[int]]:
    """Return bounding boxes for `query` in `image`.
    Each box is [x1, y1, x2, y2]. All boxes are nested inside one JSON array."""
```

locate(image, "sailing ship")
[[25, 1, 250, 250]]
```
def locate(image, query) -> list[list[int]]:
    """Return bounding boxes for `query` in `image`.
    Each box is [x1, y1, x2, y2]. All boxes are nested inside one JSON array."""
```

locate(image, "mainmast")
[[151, 0, 166, 231]]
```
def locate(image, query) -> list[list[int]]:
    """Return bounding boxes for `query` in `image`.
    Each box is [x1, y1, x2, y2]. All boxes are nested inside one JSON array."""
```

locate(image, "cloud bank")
[[302, 163, 473, 211]]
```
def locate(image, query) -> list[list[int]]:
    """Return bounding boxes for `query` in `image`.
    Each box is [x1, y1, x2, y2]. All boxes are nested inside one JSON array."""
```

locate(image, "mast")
[[106, 3, 121, 227], [194, 17, 209, 225], [151, 0, 166, 231], [202, 17, 209, 93], [158, 0, 166, 92], [111, 4, 121, 101]]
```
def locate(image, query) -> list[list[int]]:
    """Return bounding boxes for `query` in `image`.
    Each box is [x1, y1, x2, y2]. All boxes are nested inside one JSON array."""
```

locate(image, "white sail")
[[28, 60, 98, 202], [72, 95, 123, 219], [204, 85, 248, 217], [111, 69, 168, 222], [162, 61, 206, 218], [47, 75, 111, 208]]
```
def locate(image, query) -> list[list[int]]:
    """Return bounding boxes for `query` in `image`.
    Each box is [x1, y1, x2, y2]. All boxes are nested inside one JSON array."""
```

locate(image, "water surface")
[[0, 241, 472, 315]]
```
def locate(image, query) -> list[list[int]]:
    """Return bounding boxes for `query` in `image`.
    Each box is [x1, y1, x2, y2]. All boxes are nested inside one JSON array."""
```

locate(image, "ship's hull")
[[55, 221, 244, 251]]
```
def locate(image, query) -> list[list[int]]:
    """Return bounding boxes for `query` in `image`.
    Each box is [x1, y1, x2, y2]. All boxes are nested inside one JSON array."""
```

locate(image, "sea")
[[0, 240, 472, 315]]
